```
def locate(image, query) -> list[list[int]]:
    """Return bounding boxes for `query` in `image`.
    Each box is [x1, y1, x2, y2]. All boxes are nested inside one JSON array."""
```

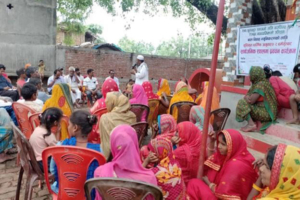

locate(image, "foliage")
[[87, 24, 103, 36], [63, 34, 74, 46], [118, 36, 155, 55]]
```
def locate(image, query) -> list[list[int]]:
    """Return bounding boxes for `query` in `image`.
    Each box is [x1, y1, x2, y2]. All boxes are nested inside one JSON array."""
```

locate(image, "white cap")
[[69, 66, 75, 71], [137, 55, 144, 61]]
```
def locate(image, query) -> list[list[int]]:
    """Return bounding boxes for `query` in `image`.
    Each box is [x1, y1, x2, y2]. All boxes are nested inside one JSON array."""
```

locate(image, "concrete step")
[[240, 130, 300, 156], [278, 108, 300, 121], [248, 148, 264, 159]]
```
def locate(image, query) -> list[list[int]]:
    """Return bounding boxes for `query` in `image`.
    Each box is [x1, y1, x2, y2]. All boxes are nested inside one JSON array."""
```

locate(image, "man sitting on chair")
[[83, 69, 102, 105], [0, 64, 19, 101]]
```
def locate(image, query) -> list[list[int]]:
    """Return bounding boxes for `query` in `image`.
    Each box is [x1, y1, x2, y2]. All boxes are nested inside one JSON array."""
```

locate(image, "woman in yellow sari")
[[157, 78, 171, 96], [249, 144, 300, 200], [99, 92, 136, 159], [168, 81, 194, 121], [43, 83, 73, 140], [196, 82, 220, 111]]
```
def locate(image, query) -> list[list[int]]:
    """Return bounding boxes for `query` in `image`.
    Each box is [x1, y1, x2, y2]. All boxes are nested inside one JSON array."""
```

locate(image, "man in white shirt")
[[65, 67, 81, 107], [105, 69, 120, 88], [75, 68, 85, 86], [131, 55, 149, 85], [47, 69, 66, 94], [83, 69, 102, 105]]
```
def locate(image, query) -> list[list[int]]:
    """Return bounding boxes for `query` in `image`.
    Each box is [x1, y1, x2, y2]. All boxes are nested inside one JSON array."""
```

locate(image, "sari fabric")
[[236, 67, 277, 132], [260, 144, 300, 200], [168, 82, 194, 121], [142, 81, 159, 100], [199, 82, 220, 111], [189, 105, 213, 132], [149, 137, 187, 200], [157, 114, 177, 140], [192, 129, 257, 200], [94, 125, 157, 200], [173, 122, 202, 185], [99, 92, 136, 159], [43, 83, 73, 117], [0, 108, 13, 154], [130, 84, 148, 106], [90, 79, 119, 113], [157, 78, 171, 96]]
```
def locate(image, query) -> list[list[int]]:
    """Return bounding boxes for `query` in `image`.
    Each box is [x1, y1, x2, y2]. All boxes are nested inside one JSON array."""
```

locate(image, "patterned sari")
[[189, 105, 213, 132], [149, 137, 187, 200], [142, 81, 159, 100], [187, 129, 258, 200], [0, 108, 13, 154], [157, 78, 171, 96], [236, 67, 277, 132], [168, 82, 194, 121], [173, 122, 202, 185], [43, 83, 73, 140], [259, 144, 300, 200]]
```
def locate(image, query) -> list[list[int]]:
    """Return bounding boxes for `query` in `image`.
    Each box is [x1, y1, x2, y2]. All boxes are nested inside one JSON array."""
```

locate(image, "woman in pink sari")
[[187, 129, 257, 200], [173, 122, 202, 185], [89, 79, 119, 143], [142, 137, 187, 199], [94, 125, 157, 200], [142, 81, 159, 99], [129, 84, 148, 106]]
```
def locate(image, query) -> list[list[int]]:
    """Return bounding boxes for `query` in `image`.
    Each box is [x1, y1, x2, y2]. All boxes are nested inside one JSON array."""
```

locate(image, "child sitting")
[[29, 108, 63, 172], [50, 110, 101, 197], [18, 83, 44, 112]]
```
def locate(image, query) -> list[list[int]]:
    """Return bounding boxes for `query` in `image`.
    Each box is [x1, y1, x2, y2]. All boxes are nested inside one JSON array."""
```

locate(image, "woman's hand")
[[253, 158, 264, 169], [171, 136, 181, 145], [208, 131, 216, 142], [152, 123, 159, 134], [143, 152, 159, 167]]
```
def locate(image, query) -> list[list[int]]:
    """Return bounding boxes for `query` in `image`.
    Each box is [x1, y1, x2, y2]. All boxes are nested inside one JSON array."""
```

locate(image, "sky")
[[85, 4, 214, 47]]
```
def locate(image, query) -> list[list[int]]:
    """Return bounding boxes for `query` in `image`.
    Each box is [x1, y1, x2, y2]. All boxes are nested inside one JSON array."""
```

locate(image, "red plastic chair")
[[88, 108, 107, 143], [42, 146, 106, 200], [29, 112, 41, 130], [12, 102, 36, 139]]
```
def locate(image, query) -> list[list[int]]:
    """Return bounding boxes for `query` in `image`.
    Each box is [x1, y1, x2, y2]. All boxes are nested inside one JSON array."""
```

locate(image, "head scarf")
[[260, 144, 300, 200], [90, 79, 119, 113], [157, 78, 171, 96], [148, 137, 187, 199], [94, 125, 156, 188], [99, 92, 136, 159], [204, 129, 257, 199], [157, 114, 177, 140], [189, 105, 213, 132], [130, 84, 148, 106], [0, 108, 13, 154], [168, 81, 194, 121], [173, 122, 202, 185], [142, 81, 159, 100], [198, 82, 220, 113]]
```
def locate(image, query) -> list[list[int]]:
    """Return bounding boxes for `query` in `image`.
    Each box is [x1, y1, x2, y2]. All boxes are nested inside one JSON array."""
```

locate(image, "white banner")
[[236, 21, 300, 77]]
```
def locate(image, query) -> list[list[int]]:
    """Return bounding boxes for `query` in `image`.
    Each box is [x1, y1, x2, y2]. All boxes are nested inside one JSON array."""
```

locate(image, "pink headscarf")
[[130, 84, 148, 106], [142, 81, 159, 100], [94, 125, 157, 199]]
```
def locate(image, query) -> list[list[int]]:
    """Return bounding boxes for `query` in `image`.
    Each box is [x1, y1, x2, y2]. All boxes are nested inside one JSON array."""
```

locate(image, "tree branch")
[[186, 0, 228, 34]]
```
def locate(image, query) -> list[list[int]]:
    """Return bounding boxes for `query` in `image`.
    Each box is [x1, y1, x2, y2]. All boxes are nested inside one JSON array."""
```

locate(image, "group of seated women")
[[2, 72, 292, 200]]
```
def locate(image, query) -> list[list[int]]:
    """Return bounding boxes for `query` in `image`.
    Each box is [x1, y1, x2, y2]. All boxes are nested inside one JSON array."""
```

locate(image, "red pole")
[[197, 0, 226, 178]]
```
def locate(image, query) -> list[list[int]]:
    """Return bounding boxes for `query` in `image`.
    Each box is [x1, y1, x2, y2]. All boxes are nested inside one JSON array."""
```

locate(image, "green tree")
[[87, 24, 105, 44], [118, 36, 155, 54]]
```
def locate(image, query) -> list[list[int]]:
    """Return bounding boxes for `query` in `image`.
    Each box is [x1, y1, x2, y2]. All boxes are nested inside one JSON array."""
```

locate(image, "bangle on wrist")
[[209, 183, 216, 191], [252, 183, 263, 192]]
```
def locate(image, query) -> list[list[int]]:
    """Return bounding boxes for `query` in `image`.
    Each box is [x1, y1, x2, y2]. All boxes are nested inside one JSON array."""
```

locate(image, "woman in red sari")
[[142, 137, 187, 200], [173, 122, 202, 186], [142, 81, 159, 99], [88, 79, 119, 143], [187, 129, 258, 200]]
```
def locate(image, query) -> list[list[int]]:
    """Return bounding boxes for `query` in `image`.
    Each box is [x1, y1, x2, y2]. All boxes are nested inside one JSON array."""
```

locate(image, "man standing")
[[47, 69, 66, 94], [131, 55, 149, 85], [83, 69, 102, 105], [0, 64, 19, 101], [65, 67, 81, 107], [106, 69, 120, 88]]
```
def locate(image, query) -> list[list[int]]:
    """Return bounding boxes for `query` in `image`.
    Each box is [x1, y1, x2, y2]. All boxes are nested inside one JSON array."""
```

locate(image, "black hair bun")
[[87, 115, 98, 126]]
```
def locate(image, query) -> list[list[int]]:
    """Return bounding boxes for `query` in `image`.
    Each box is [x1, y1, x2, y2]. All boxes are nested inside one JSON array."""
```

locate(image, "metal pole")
[[197, 0, 226, 178]]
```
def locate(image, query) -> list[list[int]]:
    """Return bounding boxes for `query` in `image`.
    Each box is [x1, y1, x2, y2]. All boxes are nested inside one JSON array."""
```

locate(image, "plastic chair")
[[131, 122, 149, 147], [84, 178, 163, 200], [88, 108, 107, 143], [147, 99, 160, 128], [29, 112, 41, 130], [12, 102, 36, 139], [130, 104, 150, 123], [157, 96, 171, 115], [170, 101, 197, 123], [42, 146, 106, 200], [11, 122, 44, 200], [210, 108, 231, 135]]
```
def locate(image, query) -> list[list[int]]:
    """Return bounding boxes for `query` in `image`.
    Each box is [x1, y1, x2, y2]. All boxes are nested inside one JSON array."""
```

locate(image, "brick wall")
[[0, 153, 50, 200], [63, 47, 223, 91]]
